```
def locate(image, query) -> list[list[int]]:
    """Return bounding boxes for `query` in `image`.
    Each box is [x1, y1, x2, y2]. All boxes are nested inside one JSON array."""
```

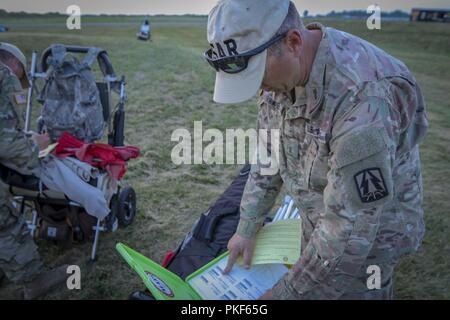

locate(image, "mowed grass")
[[0, 17, 449, 299]]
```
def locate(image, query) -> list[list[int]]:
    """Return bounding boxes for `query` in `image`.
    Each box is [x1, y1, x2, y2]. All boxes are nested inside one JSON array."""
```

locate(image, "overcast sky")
[[1, 0, 448, 15]]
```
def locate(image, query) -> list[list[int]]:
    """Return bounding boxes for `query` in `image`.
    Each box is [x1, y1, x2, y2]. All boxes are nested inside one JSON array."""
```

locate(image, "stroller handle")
[[40, 45, 116, 78]]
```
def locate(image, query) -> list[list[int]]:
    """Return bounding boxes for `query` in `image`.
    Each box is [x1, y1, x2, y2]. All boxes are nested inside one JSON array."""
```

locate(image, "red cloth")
[[161, 251, 176, 268], [54, 132, 140, 180]]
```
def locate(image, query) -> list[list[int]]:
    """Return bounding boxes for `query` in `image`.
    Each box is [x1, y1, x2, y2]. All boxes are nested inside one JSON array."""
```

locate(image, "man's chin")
[[263, 87, 284, 94], [261, 84, 294, 94], [273, 86, 293, 94]]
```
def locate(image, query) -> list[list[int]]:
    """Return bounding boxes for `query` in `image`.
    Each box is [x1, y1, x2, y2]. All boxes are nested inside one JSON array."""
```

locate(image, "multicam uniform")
[[0, 62, 44, 284], [236, 23, 428, 299]]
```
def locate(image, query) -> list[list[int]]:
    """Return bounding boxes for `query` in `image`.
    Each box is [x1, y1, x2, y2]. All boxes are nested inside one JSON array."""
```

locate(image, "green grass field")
[[0, 16, 449, 299]]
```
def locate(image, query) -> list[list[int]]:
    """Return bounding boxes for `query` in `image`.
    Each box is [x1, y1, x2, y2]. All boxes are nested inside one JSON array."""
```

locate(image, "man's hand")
[[223, 233, 256, 274], [31, 133, 50, 151]]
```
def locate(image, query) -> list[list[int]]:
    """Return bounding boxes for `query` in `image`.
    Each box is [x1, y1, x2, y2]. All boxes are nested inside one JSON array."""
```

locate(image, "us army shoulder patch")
[[354, 168, 388, 203]]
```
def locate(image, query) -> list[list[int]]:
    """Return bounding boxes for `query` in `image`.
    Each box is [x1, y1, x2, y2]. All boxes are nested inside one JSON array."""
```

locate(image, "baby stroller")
[[0, 45, 137, 261]]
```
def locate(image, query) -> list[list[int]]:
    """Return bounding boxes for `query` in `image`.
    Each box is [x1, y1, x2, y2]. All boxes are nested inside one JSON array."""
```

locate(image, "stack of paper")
[[187, 219, 301, 300], [117, 208, 302, 300]]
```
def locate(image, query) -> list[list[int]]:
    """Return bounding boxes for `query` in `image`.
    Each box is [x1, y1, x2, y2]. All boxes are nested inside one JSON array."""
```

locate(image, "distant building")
[[410, 8, 450, 22]]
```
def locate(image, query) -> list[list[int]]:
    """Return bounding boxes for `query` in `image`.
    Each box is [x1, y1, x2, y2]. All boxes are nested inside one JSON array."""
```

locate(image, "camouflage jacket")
[[0, 62, 40, 177], [236, 23, 428, 299]]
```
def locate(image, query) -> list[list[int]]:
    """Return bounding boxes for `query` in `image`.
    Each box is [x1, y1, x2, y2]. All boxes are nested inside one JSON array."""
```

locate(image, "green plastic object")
[[116, 243, 202, 300]]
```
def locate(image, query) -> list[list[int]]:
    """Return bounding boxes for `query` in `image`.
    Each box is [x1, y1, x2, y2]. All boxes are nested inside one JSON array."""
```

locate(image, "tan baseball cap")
[[0, 42, 30, 89], [207, 0, 289, 104]]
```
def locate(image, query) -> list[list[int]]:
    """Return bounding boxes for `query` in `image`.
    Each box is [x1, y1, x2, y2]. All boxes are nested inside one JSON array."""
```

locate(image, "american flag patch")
[[14, 94, 27, 105]]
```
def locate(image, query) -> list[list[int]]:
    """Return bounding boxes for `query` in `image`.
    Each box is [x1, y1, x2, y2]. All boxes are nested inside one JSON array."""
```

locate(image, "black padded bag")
[[165, 164, 251, 279]]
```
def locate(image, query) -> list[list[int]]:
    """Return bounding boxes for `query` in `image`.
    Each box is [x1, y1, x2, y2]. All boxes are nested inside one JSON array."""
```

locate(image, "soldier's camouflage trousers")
[[0, 202, 44, 284]]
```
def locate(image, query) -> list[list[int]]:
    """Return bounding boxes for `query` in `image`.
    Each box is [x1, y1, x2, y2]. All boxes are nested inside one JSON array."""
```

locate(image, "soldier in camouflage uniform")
[[204, 1, 428, 299], [0, 43, 68, 299]]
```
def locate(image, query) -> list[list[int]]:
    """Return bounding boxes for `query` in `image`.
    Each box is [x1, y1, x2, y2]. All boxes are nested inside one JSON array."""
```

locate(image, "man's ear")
[[285, 29, 302, 56]]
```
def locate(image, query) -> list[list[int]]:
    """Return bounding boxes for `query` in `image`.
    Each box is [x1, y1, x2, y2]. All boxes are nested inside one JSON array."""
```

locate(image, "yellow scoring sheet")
[[238, 219, 301, 266]]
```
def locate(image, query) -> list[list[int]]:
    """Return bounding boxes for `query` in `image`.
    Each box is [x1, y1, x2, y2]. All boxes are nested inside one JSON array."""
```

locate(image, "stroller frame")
[[1, 45, 136, 261]]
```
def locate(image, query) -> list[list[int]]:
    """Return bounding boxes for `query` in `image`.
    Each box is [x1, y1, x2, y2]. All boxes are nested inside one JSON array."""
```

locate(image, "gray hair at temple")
[[268, 1, 305, 56]]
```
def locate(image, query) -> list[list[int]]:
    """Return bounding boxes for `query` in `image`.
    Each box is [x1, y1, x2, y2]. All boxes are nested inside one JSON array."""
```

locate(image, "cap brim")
[[213, 50, 267, 104]]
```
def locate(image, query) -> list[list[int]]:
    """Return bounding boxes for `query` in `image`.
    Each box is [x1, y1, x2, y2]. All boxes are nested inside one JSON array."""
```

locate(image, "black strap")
[[193, 205, 238, 242]]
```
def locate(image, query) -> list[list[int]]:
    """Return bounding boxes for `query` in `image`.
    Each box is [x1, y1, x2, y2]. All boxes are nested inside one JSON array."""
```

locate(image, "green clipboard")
[[116, 219, 301, 300], [116, 243, 286, 300], [116, 243, 202, 300]]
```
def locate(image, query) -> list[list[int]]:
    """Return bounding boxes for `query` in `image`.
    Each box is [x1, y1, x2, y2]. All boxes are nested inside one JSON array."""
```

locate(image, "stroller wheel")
[[117, 187, 136, 227]]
